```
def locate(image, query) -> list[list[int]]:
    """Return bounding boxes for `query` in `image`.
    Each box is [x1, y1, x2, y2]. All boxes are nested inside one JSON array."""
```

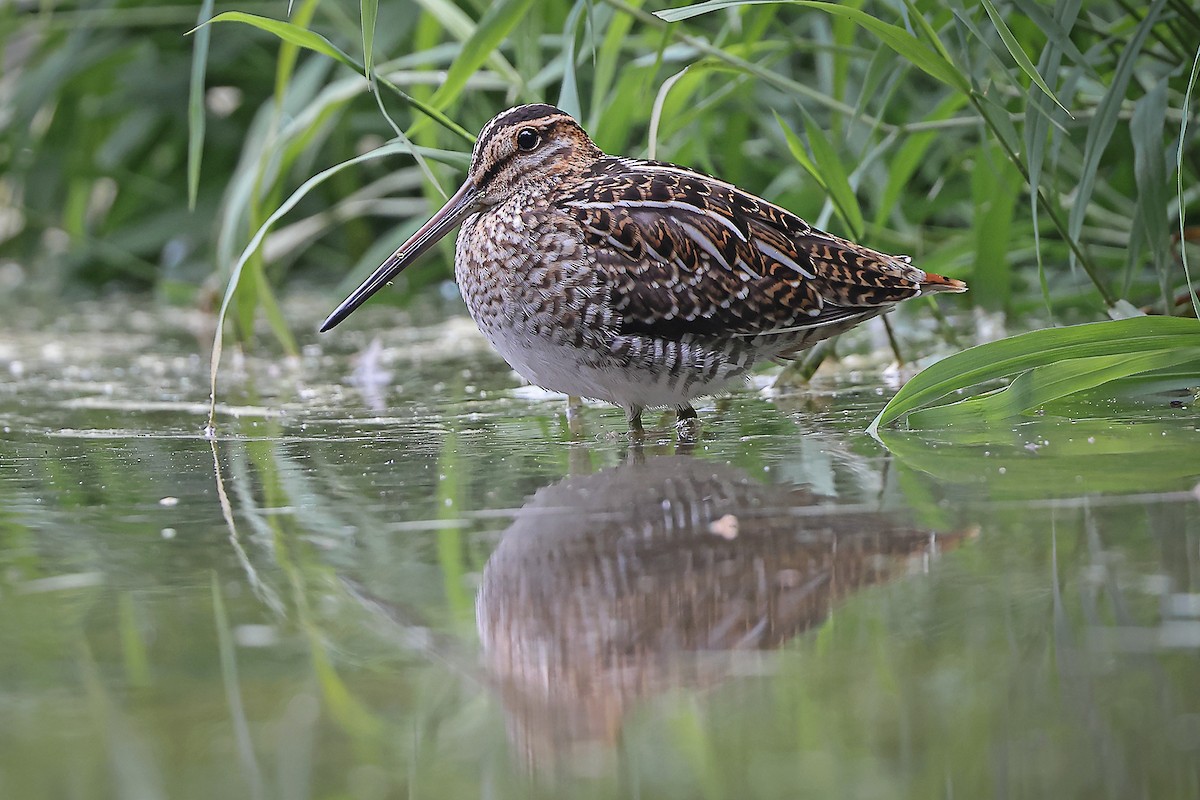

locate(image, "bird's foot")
[[675, 405, 701, 444], [625, 406, 646, 442]]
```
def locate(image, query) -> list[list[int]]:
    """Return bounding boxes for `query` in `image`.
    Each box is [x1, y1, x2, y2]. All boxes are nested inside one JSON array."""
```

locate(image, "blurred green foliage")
[[1, 2, 276, 291], [1, 0, 1197, 335]]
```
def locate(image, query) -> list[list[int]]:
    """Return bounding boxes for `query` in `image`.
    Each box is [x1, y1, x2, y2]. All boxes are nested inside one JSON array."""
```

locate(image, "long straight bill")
[[319, 181, 481, 332]]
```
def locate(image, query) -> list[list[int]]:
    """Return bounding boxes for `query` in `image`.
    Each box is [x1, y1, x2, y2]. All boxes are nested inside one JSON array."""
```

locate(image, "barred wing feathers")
[[557, 159, 964, 341]]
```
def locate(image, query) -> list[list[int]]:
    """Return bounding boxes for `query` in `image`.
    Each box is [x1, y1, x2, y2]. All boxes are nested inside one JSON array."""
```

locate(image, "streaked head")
[[468, 104, 601, 204], [320, 105, 600, 332]]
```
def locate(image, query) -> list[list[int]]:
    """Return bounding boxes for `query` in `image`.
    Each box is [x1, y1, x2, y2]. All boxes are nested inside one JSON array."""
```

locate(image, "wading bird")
[[321, 105, 966, 430]]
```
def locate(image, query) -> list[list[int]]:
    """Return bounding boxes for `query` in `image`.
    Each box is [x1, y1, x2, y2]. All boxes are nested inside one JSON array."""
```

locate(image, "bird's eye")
[[516, 128, 540, 151]]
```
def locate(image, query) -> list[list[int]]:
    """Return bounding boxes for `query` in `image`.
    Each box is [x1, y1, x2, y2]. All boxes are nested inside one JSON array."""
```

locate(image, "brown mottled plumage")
[[321, 104, 966, 429]]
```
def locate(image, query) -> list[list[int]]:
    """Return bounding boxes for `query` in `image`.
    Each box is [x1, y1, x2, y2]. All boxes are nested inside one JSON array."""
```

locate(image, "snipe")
[[321, 104, 966, 430]]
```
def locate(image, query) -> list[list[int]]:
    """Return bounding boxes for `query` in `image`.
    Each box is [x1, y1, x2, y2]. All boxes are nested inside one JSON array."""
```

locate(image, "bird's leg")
[[880, 314, 905, 367], [565, 395, 584, 438], [625, 405, 645, 437], [675, 404, 701, 444], [776, 339, 834, 386]]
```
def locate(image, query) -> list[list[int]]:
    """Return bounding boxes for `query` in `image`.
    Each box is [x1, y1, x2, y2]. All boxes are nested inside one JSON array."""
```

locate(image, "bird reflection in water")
[[476, 451, 971, 777]]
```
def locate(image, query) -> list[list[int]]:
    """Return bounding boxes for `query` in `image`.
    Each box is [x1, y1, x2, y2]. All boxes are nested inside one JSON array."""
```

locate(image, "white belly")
[[479, 324, 747, 411]]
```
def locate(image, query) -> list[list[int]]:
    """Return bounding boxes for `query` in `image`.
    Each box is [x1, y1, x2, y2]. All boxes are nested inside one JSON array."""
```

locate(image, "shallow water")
[[2, 300, 1199, 799]]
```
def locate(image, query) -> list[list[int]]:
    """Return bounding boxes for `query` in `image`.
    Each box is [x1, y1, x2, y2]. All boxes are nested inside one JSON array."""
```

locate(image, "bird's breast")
[[454, 202, 606, 346]]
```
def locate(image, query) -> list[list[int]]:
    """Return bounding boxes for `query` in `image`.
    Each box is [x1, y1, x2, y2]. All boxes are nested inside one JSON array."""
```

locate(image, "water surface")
[[2, 300, 1199, 799]]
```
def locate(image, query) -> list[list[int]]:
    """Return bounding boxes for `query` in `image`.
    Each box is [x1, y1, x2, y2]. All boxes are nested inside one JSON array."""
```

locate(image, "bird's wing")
[[556, 159, 962, 340]]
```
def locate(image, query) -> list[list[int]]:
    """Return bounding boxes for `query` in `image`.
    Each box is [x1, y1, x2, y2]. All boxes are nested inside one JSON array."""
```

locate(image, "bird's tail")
[[920, 272, 968, 294]]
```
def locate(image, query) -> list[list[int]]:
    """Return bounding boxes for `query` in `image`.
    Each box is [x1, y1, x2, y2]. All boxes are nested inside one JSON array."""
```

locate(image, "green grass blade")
[[234, 257, 261, 343], [203, 13, 473, 143], [367, 77, 449, 200], [795, 2, 968, 94], [905, 348, 1200, 428], [254, 263, 298, 356], [413, 0, 521, 86], [117, 593, 151, 689], [655, 0, 774, 22], [798, 107, 864, 239], [1130, 77, 1170, 307], [186, 0, 215, 211], [875, 92, 967, 228], [649, 67, 691, 160], [207, 141, 438, 430], [1178, 43, 1200, 318], [1009, 0, 1090, 70], [980, 0, 1072, 117], [210, 572, 265, 797], [275, 0, 320, 110], [612, 0, 883, 127], [774, 111, 825, 191], [971, 144, 1021, 311], [656, 1, 967, 93], [1067, 0, 1167, 272], [425, 0, 535, 111], [970, 82, 1022, 158], [1069, 358, 1200, 400], [557, 0, 586, 120], [435, 430, 472, 621], [198, 12, 361, 72], [589, 0, 639, 126], [868, 316, 1200, 432], [374, 75, 475, 143], [413, 0, 478, 40], [902, 0, 954, 65], [1022, 0, 1081, 317], [360, 0, 378, 82], [852, 37, 902, 125]]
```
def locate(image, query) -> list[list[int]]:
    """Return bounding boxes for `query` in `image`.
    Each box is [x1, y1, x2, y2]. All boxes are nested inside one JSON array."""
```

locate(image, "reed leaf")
[[1178, 44, 1200, 319], [655, 0, 772, 21], [357, 0, 376, 82], [659, 1, 969, 93], [1066, 0, 1167, 273], [424, 0, 536, 113], [1129, 77, 1171, 308], [557, 1, 587, 121], [905, 348, 1200, 428], [186, 0, 215, 211], [360, 0, 378, 82], [979, 0, 1071, 117], [798, 108, 864, 239], [869, 316, 1200, 433], [875, 92, 967, 228], [207, 142, 446, 430], [199, 12, 360, 71]]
